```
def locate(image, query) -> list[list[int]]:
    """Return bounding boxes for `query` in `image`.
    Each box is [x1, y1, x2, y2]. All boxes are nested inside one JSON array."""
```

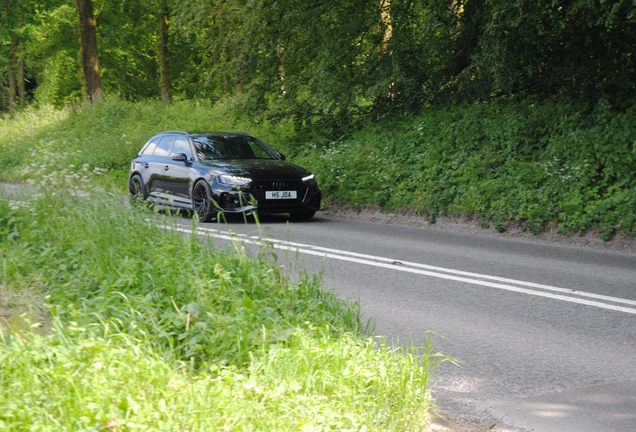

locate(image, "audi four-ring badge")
[[128, 131, 321, 221]]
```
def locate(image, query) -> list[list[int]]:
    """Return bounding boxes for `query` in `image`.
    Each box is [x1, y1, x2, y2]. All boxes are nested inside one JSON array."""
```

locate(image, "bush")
[[287, 97, 636, 237]]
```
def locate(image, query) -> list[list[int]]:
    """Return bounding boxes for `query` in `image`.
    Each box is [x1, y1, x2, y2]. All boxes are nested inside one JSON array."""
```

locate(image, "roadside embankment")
[[0, 184, 447, 430]]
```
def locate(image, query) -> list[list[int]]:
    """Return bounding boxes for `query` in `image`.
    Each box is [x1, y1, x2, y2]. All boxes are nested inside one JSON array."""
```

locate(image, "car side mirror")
[[277, 152, 286, 161], [172, 152, 188, 163]]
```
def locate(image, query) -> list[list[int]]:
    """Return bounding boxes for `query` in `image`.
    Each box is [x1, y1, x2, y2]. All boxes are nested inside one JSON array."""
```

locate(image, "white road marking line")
[[163, 223, 636, 315], [197, 226, 636, 306]]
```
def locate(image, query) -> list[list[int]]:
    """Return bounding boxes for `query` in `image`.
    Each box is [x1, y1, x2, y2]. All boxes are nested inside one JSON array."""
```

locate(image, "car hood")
[[199, 159, 311, 180]]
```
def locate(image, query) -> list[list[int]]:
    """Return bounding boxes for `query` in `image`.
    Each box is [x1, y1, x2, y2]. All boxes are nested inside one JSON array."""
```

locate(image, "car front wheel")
[[192, 181, 216, 222], [128, 174, 147, 204]]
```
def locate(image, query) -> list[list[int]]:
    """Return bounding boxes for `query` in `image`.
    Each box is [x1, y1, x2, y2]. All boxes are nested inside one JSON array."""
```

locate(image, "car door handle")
[[164, 165, 169, 171], [143, 163, 149, 169]]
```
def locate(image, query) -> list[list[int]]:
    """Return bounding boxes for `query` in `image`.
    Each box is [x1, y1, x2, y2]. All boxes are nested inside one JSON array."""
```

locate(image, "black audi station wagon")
[[128, 131, 321, 221]]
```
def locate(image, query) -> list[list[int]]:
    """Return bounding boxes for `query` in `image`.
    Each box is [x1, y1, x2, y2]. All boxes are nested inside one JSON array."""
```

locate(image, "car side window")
[[154, 135, 175, 157], [171, 136, 193, 160], [246, 139, 271, 159], [141, 137, 160, 155]]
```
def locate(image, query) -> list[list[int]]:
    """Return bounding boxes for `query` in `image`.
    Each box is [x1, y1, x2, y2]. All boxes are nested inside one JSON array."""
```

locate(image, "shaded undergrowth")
[[288, 98, 636, 240]]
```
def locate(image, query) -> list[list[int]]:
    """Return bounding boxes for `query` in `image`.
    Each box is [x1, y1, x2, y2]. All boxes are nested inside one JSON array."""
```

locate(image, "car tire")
[[192, 180, 216, 222], [128, 174, 147, 204], [289, 210, 316, 221]]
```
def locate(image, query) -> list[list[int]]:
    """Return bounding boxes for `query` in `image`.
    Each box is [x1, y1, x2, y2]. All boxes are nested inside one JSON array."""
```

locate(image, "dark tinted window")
[[192, 134, 276, 160], [154, 135, 175, 157], [171, 136, 193, 160]]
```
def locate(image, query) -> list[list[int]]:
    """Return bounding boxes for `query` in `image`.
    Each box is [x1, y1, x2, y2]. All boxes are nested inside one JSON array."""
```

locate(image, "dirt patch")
[[424, 399, 528, 432], [320, 201, 636, 255]]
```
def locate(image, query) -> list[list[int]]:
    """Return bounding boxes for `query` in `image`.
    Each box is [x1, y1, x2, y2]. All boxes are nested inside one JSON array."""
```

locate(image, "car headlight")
[[302, 174, 317, 185], [219, 174, 251, 186]]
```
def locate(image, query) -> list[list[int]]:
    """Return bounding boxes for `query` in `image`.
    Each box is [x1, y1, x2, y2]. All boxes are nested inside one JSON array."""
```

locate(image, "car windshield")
[[192, 134, 277, 160]]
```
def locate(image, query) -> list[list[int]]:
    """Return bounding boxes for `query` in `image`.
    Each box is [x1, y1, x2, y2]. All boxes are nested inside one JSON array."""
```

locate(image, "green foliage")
[[4, 97, 635, 239], [0, 319, 441, 431], [4, 0, 636, 133], [0, 97, 295, 184], [3, 94, 636, 242], [171, 0, 384, 137], [287, 97, 636, 238], [0, 187, 356, 366], [466, 0, 636, 103], [96, 0, 161, 100], [25, 3, 83, 106], [0, 179, 445, 430]]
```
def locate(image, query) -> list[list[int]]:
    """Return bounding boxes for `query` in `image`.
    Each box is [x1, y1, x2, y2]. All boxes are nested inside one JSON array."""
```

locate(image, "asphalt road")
[[2, 181, 635, 431], [170, 212, 636, 432]]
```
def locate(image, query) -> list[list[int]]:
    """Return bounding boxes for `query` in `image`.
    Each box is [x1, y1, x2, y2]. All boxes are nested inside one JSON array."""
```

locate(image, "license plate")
[[266, 190, 296, 199]]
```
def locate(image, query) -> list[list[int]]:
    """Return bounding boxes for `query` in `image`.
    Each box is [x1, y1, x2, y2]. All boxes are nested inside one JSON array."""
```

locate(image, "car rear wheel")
[[192, 181, 216, 222], [289, 210, 316, 221]]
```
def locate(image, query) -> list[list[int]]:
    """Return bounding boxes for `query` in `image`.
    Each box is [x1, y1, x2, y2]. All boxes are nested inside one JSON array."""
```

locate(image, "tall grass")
[[0, 180, 448, 430], [1, 319, 443, 431], [0, 96, 295, 186], [1, 184, 357, 366]]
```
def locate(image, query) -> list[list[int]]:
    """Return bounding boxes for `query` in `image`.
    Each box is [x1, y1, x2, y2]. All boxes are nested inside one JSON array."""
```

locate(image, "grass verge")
[[0, 181, 448, 430]]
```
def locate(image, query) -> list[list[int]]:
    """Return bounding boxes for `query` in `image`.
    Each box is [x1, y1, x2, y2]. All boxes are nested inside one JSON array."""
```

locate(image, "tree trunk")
[[8, 33, 19, 113], [18, 57, 25, 108], [7, 65, 16, 114], [158, 2, 171, 104], [277, 40, 285, 95], [378, 0, 392, 54], [18, 4, 25, 107], [378, 0, 394, 101], [74, 0, 103, 103]]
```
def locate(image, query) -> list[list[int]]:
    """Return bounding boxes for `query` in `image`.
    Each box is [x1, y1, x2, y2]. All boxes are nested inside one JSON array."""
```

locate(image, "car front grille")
[[249, 180, 304, 202], [252, 180, 298, 191]]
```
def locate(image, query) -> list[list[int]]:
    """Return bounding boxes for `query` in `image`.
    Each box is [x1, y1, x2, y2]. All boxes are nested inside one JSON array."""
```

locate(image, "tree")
[[158, 0, 171, 103], [16, 3, 26, 108], [4, 0, 634, 115], [73, 0, 102, 102], [461, 0, 636, 103], [8, 33, 17, 112], [1, 0, 26, 112]]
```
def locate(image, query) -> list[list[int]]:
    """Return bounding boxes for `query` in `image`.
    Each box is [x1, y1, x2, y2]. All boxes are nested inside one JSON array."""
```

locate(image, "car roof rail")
[[157, 130, 189, 135], [187, 131, 250, 135]]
